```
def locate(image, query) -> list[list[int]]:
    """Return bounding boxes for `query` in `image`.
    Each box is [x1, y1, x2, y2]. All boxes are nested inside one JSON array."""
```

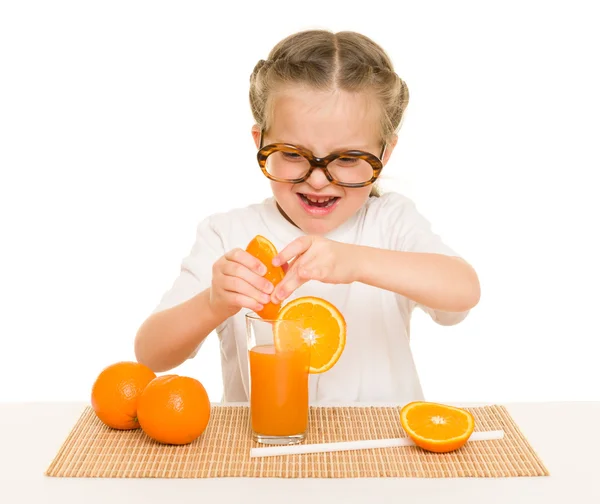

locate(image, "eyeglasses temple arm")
[[379, 143, 387, 162]]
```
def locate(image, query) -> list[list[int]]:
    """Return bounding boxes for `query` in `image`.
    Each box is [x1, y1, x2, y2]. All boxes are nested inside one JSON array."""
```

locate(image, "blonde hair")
[[249, 30, 409, 197]]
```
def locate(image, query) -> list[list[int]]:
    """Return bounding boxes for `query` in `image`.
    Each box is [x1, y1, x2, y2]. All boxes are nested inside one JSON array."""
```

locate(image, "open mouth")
[[298, 193, 340, 208]]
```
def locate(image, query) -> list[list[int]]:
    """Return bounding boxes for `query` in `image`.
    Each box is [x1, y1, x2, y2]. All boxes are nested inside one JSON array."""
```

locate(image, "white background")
[[1, 1, 599, 404]]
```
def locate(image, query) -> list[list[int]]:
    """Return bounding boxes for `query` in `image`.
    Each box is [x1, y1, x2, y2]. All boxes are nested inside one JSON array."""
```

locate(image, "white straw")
[[250, 430, 505, 458]]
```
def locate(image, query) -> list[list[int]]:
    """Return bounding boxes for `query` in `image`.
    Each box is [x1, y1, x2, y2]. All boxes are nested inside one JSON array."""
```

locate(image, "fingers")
[[221, 274, 270, 311], [222, 257, 274, 295], [223, 289, 264, 313], [212, 248, 278, 313], [272, 257, 312, 303], [225, 248, 267, 276], [272, 236, 313, 267]]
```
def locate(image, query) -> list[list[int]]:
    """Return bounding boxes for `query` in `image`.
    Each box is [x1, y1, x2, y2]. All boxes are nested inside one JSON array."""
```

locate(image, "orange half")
[[273, 296, 346, 374], [400, 401, 475, 453], [245, 235, 285, 320]]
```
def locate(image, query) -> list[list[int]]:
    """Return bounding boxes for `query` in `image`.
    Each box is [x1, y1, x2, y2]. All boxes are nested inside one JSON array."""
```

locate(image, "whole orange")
[[91, 361, 156, 430], [137, 375, 211, 445]]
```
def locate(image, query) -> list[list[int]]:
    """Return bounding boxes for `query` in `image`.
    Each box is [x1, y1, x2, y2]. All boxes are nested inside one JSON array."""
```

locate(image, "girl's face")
[[252, 86, 396, 236]]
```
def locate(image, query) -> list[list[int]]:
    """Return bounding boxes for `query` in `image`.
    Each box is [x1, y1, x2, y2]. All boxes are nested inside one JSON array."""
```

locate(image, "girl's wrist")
[[204, 289, 231, 326], [350, 244, 373, 284]]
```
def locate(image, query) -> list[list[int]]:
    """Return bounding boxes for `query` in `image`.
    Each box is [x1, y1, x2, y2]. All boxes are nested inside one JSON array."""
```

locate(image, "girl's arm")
[[271, 237, 479, 315], [271, 195, 480, 317], [136, 245, 276, 372], [134, 288, 226, 372], [136, 215, 275, 372], [354, 246, 480, 313]]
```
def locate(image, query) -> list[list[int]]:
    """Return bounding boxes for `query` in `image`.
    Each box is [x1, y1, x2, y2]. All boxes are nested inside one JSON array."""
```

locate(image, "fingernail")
[[272, 257, 280, 266], [264, 282, 274, 294], [262, 294, 271, 304], [259, 265, 267, 275]]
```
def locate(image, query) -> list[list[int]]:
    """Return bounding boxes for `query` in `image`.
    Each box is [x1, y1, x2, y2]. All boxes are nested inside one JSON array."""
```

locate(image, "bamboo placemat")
[[45, 404, 549, 478]]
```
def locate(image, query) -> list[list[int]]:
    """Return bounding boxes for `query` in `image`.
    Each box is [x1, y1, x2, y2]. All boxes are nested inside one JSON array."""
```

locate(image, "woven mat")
[[45, 404, 549, 478]]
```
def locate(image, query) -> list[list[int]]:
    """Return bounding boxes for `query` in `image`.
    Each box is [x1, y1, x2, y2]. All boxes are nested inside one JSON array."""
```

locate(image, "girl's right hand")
[[209, 248, 275, 319]]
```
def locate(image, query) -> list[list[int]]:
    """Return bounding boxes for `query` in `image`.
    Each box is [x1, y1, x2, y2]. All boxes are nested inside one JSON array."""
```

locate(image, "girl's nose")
[[305, 166, 331, 190]]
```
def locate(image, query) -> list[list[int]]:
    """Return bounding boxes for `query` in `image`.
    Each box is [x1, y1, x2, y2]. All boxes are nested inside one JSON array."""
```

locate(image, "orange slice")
[[273, 296, 346, 374], [245, 235, 285, 320], [400, 401, 475, 453]]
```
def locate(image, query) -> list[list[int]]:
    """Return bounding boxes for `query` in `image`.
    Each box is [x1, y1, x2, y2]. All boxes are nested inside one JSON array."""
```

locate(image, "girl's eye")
[[282, 152, 303, 160], [337, 157, 360, 166]]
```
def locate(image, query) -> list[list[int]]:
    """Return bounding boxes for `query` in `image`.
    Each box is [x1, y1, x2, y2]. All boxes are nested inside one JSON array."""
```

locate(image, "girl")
[[134, 30, 480, 404]]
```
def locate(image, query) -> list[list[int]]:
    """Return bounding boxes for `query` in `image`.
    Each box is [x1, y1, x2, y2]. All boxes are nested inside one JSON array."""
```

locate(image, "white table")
[[2, 401, 599, 503]]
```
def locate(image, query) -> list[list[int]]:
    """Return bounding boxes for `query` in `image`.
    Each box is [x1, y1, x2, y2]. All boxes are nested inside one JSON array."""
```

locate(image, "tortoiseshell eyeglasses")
[[257, 130, 387, 188]]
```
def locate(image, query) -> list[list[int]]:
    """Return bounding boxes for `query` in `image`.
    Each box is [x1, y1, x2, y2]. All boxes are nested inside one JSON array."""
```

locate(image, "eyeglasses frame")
[[257, 130, 388, 188]]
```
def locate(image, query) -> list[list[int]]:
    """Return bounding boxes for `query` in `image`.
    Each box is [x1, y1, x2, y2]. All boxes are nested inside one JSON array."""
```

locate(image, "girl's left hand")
[[270, 236, 358, 304]]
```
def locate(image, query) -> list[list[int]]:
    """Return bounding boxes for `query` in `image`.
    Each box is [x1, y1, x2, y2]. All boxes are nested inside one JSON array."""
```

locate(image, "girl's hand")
[[270, 236, 358, 303], [209, 248, 275, 319]]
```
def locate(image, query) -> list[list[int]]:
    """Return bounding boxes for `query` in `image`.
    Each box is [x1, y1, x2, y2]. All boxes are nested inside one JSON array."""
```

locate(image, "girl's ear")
[[251, 124, 261, 149]]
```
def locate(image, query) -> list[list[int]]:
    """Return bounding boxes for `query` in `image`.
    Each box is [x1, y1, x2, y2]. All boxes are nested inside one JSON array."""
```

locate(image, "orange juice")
[[249, 344, 309, 437]]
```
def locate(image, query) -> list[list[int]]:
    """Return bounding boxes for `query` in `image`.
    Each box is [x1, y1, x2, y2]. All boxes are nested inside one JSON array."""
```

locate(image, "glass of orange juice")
[[245, 312, 311, 445]]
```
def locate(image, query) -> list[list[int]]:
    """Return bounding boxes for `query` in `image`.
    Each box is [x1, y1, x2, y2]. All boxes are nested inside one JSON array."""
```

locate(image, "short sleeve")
[[382, 193, 470, 326], [152, 216, 226, 355]]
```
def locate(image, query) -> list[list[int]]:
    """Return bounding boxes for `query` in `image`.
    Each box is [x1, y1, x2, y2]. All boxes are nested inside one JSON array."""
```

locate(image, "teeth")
[[306, 195, 335, 203]]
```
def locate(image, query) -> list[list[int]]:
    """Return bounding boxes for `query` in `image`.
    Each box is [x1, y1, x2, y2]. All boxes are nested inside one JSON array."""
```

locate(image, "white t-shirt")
[[153, 192, 469, 404]]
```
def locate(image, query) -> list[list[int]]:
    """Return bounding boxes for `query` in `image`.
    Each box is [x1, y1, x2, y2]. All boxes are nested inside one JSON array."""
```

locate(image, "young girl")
[[134, 30, 480, 404]]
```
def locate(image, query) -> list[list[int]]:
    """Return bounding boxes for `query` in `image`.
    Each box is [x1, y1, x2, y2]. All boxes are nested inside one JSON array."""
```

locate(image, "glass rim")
[[244, 311, 313, 324]]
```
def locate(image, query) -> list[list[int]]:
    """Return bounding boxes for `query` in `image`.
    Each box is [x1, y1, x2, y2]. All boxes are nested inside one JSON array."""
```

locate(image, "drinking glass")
[[245, 312, 311, 445]]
